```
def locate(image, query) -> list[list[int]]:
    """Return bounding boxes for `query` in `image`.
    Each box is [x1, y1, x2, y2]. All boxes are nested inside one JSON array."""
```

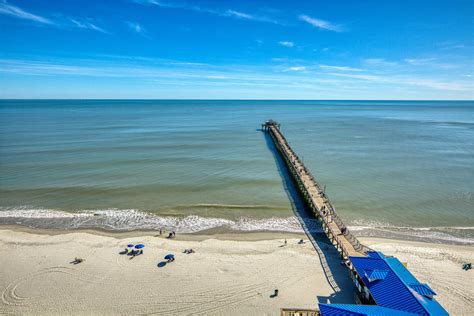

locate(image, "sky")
[[0, 0, 473, 99]]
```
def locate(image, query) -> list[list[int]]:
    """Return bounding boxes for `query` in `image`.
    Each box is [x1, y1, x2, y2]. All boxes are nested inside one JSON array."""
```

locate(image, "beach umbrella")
[[135, 244, 145, 249], [164, 254, 174, 260], [127, 244, 134, 248]]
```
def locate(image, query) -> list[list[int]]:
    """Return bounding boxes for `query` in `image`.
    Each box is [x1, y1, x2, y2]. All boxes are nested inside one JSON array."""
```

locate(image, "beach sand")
[[0, 227, 354, 315], [0, 228, 472, 315]]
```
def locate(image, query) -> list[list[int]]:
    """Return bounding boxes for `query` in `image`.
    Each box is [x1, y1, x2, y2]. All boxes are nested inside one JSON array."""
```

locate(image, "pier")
[[263, 120, 448, 316], [262, 120, 369, 259]]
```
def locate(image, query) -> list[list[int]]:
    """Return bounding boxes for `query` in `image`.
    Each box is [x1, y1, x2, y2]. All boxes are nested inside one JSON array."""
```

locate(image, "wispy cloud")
[[299, 15, 342, 32], [226, 10, 254, 20], [404, 58, 438, 65], [327, 72, 471, 91], [404, 78, 471, 91], [283, 66, 307, 72], [329, 72, 381, 81], [135, 0, 282, 24], [70, 18, 108, 34], [126, 21, 149, 37], [0, 1, 110, 34], [0, 56, 472, 98], [279, 41, 294, 48], [319, 65, 364, 72], [0, 0, 54, 25], [442, 44, 465, 50], [438, 41, 466, 50], [402, 57, 460, 70]]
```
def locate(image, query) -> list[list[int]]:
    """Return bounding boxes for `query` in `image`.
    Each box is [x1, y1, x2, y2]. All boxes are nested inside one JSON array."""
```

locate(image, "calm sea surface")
[[1, 100, 473, 243]]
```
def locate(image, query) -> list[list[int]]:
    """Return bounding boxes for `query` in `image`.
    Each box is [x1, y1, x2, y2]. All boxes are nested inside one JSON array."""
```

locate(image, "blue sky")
[[0, 0, 473, 99]]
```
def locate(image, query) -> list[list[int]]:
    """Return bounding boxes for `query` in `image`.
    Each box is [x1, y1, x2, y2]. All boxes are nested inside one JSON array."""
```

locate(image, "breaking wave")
[[0, 207, 319, 233], [0, 207, 473, 245]]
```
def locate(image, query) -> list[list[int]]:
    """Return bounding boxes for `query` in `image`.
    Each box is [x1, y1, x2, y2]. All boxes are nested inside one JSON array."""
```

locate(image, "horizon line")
[[1, 98, 473, 101]]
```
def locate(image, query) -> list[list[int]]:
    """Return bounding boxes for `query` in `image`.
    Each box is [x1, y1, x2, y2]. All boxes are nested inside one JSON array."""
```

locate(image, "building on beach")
[[318, 251, 448, 316]]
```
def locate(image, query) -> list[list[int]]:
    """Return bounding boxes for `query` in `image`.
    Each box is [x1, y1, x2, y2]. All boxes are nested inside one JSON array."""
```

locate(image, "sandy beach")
[[0, 227, 472, 315]]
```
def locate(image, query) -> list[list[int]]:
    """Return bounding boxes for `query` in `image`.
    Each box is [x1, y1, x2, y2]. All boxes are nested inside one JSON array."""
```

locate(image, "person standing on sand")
[[284, 239, 287, 246]]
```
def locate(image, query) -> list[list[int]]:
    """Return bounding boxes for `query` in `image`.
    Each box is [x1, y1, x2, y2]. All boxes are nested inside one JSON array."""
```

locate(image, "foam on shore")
[[1, 207, 473, 245]]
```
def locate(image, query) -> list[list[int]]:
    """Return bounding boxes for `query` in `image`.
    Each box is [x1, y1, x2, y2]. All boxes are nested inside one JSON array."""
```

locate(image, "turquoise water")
[[1, 100, 473, 243]]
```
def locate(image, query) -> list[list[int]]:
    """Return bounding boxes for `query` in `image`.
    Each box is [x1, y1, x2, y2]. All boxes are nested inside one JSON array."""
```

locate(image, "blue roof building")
[[319, 304, 418, 315], [318, 251, 448, 316]]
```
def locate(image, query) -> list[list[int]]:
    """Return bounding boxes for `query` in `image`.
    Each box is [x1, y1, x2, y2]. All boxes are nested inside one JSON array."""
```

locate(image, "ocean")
[[1, 100, 473, 244]]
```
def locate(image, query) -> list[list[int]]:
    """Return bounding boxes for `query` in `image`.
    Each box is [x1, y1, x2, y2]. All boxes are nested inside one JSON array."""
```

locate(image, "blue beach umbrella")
[[164, 254, 174, 260], [127, 244, 134, 248], [135, 244, 145, 249]]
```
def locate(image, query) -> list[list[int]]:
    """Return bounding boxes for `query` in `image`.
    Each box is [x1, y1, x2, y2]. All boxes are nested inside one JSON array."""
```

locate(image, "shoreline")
[[0, 224, 307, 241], [1, 222, 473, 246], [1, 223, 473, 252]]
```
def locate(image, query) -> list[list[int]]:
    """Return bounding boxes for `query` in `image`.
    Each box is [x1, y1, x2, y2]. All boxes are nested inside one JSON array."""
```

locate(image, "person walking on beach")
[[284, 239, 287, 246]]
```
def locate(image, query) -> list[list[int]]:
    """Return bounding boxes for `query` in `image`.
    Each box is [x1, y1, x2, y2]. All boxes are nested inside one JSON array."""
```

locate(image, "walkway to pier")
[[262, 120, 369, 259]]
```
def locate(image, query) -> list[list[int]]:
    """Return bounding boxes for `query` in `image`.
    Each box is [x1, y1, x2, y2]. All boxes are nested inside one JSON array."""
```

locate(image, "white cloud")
[[299, 15, 341, 32], [327, 72, 471, 91], [70, 18, 108, 34], [404, 58, 437, 65], [279, 41, 294, 48], [137, 0, 281, 24], [320, 65, 364, 72], [126, 21, 149, 37], [404, 78, 471, 91], [328, 72, 382, 81], [1, 56, 471, 97], [126, 21, 143, 33], [226, 10, 253, 20], [403, 58, 460, 70], [0, 1, 111, 33], [0, 1, 53, 24], [438, 41, 466, 50], [283, 66, 307, 72]]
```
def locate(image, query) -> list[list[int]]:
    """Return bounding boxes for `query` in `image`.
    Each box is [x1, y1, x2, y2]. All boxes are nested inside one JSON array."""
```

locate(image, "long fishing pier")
[[262, 120, 369, 259], [263, 120, 449, 316]]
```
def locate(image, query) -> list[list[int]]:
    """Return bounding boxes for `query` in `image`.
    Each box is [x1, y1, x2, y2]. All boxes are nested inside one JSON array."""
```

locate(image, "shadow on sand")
[[262, 130, 356, 304]]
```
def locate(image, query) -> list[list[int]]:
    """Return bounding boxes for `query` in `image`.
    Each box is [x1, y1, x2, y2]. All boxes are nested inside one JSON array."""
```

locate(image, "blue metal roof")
[[365, 269, 389, 281], [319, 303, 418, 315], [410, 283, 437, 298], [350, 251, 448, 316]]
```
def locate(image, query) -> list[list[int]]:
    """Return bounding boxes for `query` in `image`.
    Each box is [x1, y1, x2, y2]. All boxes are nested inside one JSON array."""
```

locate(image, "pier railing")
[[263, 121, 370, 258]]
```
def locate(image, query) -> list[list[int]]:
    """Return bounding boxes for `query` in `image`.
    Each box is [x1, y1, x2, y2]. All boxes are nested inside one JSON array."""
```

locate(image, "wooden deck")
[[280, 308, 319, 316], [263, 121, 368, 259]]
